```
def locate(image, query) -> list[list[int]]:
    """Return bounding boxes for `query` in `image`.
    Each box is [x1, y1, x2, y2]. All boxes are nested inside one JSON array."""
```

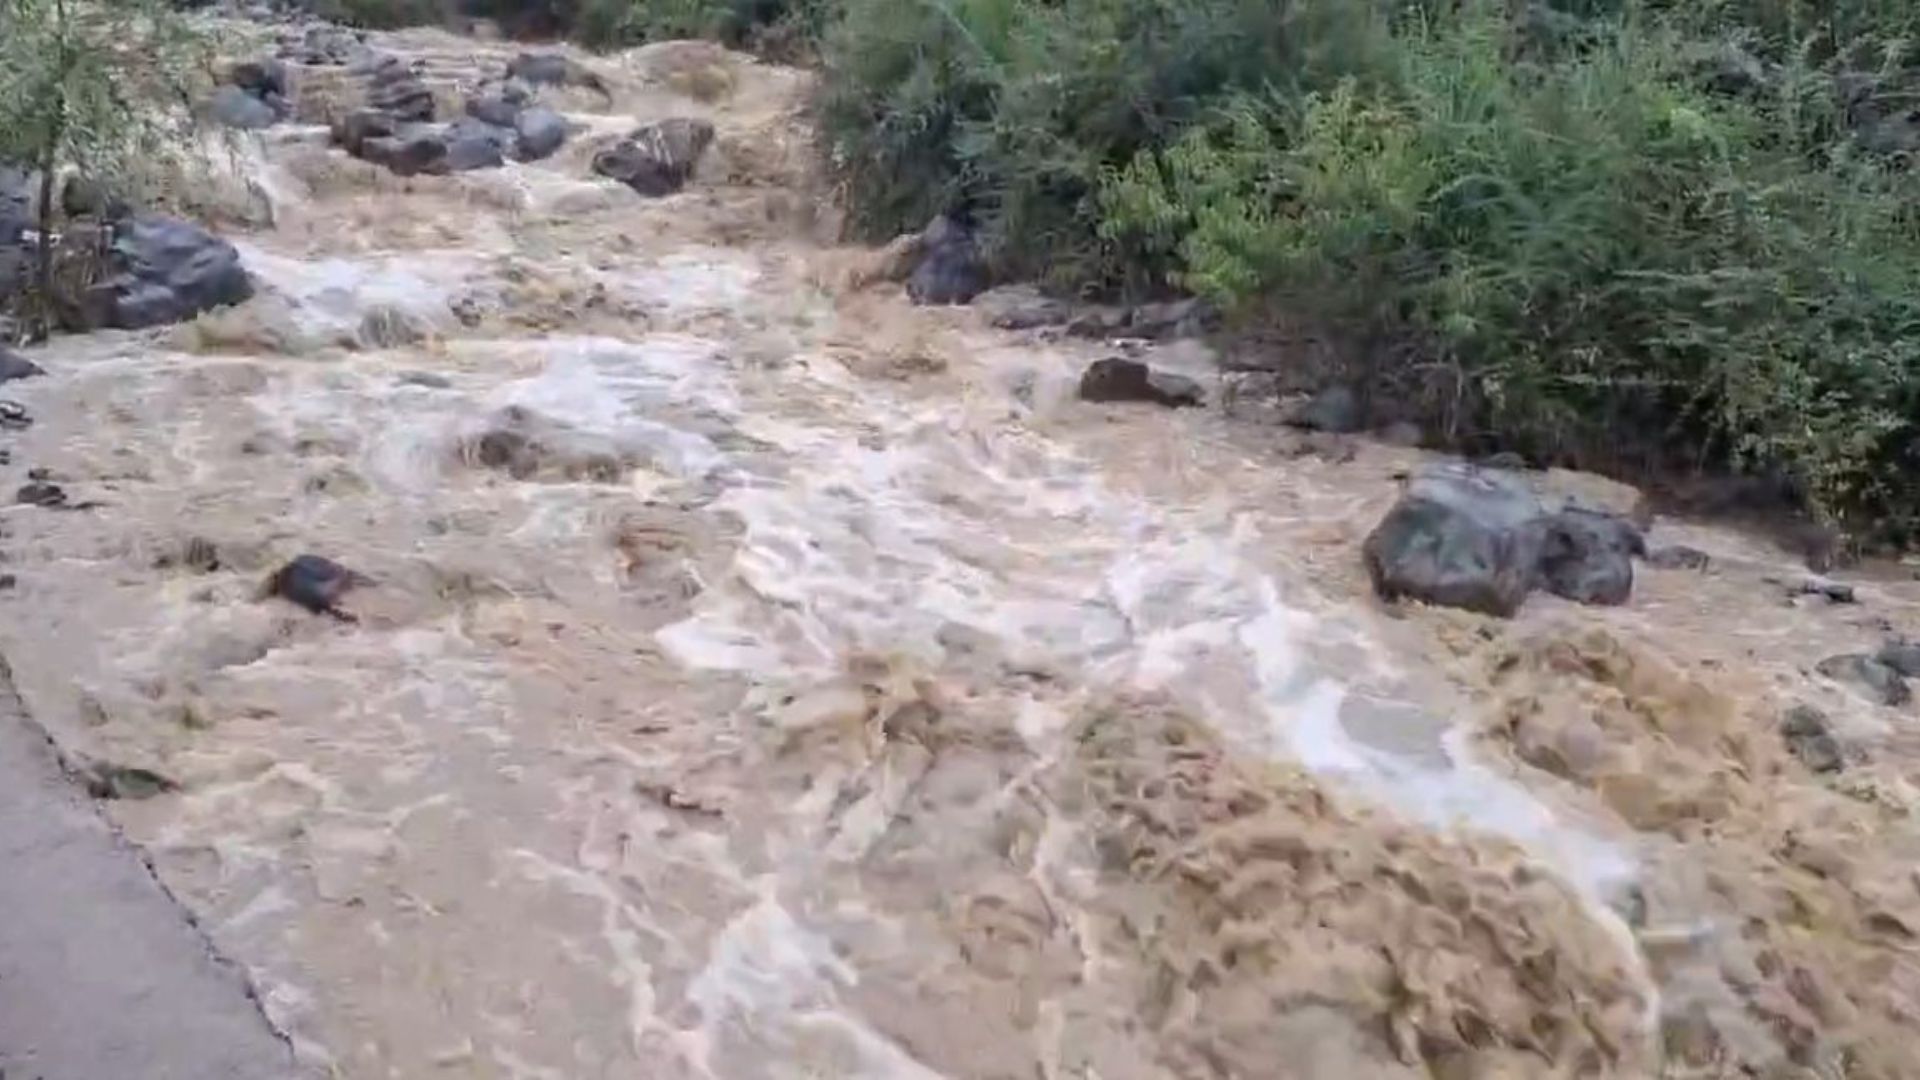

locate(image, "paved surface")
[[0, 659, 297, 1080]]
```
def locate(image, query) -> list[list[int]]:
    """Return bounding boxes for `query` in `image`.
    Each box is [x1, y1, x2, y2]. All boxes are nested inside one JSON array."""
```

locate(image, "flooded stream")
[[3, 23, 1919, 1080]]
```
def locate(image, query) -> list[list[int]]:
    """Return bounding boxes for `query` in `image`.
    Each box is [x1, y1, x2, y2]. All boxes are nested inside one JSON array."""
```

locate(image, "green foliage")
[[0, 0, 209, 330], [1098, 6, 1920, 535]]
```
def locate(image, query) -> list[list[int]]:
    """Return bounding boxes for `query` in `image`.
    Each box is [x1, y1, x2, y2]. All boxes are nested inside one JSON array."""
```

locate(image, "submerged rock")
[[592, 118, 714, 196], [0, 347, 44, 382], [84, 216, 253, 330], [15, 482, 65, 508], [208, 84, 278, 130], [1077, 357, 1203, 408], [1537, 505, 1643, 606], [1815, 653, 1910, 707], [1363, 463, 1547, 617], [1646, 544, 1711, 571], [1875, 637, 1920, 677], [266, 554, 365, 618], [906, 215, 987, 306], [1780, 704, 1843, 773], [976, 284, 1071, 330]]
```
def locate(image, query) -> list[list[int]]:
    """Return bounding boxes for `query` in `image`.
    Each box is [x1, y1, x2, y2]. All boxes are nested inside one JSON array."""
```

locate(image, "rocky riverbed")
[[1, 13, 1918, 1080]]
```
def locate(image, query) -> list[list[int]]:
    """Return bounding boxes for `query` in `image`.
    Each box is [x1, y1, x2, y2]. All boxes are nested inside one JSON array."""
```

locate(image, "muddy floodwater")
[[4, 24, 1920, 1080]]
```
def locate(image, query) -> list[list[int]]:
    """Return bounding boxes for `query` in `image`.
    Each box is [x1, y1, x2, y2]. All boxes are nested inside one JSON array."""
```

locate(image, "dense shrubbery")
[[812, 0, 1920, 540]]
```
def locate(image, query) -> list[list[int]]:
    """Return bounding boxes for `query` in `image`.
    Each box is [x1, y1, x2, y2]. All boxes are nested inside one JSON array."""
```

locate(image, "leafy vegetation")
[[809, 0, 1920, 540], [0, 0, 209, 334]]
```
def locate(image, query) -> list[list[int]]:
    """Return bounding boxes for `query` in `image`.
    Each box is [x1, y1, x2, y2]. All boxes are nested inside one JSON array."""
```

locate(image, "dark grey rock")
[[228, 57, 288, 99], [16, 482, 65, 507], [977, 284, 1071, 330], [1285, 384, 1362, 433], [441, 118, 512, 172], [332, 108, 396, 156], [0, 347, 44, 382], [0, 400, 31, 428], [1780, 704, 1843, 773], [1646, 544, 1711, 571], [465, 79, 531, 128], [359, 128, 447, 176], [397, 370, 452, 389], [60, 175, 125, 221], [1537, 506, 1641, 606], [507, 52, 571, 85], [512, 106, 567, 162], [1876, 638, 1920, 677], [1816, 653, 1910, 707], [1124, 297, 1216, 340], [1362, 463, 1547, 617], [907, 215, 987, 306], [1787, 576, 1856, 604], [209, 84, 278, 130], [366, 60, 434, 122], [504, 52, 607, 97], [267, 554, 364, 618], [277, 24, 367, 66], [592, 118, 714, 197], [84, 216, 253, 330], [1077, 357, 1203, 409]]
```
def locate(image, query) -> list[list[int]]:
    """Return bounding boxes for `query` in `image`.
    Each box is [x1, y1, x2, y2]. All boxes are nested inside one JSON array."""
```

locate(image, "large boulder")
[[907, 215, 987, 305], [592, 118, 714, 196], [1284, 383, 1363, 433], [1077, 357, 1203, 408], [332, 108, 396, 156], [84, 216, 253, 330], [512, 106, 568, 162], [1363, 464, 1548, 617], [1537, 505, 1643, 606], [1878, 637, 1920, 677]]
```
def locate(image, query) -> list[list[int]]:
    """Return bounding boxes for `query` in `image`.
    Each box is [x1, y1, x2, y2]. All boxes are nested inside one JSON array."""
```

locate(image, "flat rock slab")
[[0, 661, 296, 1080]]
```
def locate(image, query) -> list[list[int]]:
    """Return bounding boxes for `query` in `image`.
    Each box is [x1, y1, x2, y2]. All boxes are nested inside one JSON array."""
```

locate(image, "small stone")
[[1874, 638, 1920, 677], [1815, 654, 1910, 707], [1646, 545, 1711, 571], [266, 554, 365, 618], [0, 346, 44, 382], [1791, 576, 1855, 603], [0, 400, 31, 428], [1077, 358, 1203, 408], [15, 482, 65, 507], [1780, 704, 1843, 773], [397, 370, 452, 389], [0, 573, 16, 590], [82, 762, 178, 801]]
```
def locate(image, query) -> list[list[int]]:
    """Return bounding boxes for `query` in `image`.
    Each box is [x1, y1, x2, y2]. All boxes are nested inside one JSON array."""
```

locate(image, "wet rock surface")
[[0, 347, 43, 383], [1537, 505, 1644, 606], [1815, 653, 1911, 706], [906, 215, 987, 306], [592, 117, 714, 196], [1780, 704, 1844, 773], [265, 553, 364, 617], [1077, 357, 1203, 408], [1363, 463, 1548, 617], [83, 216, 253, 330]]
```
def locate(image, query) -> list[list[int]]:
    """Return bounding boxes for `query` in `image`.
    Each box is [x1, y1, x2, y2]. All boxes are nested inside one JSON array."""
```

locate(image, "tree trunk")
[[32, 144, 56, 340]]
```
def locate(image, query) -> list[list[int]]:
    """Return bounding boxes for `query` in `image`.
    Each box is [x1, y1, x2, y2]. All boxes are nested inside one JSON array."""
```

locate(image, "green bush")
[[1098, 7, 1920, 536]]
